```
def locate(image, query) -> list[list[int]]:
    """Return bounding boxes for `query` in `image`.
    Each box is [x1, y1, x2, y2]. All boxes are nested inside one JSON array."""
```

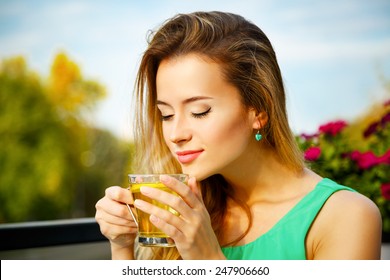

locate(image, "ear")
[[252, 111, 268, 130]]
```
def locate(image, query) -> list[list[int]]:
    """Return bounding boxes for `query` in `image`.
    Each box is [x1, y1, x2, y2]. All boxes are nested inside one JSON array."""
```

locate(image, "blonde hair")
[[133, 11, 304, 259]]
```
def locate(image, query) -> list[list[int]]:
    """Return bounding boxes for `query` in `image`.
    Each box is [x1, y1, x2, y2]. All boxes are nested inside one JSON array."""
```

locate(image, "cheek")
[[161, 124, 173, 147], [204, 115, 252, 148]]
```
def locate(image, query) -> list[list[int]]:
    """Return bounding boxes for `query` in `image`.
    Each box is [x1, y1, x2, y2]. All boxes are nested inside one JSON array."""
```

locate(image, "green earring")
[[255, 131, 262, 141]]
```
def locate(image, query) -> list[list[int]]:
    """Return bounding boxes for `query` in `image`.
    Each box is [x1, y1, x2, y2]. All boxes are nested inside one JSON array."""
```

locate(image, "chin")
[[182, 166, 218, 182]]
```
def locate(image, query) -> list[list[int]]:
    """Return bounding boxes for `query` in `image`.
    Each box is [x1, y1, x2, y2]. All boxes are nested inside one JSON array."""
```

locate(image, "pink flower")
[[300, 132, 319, 140], [349, 151, 359, 160], [304, 147, 321, 161], [384, 99, 390, 107], [378, 149, 390, 164], [357, 152, 379, 169], [349, 150, 379, 169], [363, 121, 379, 138], [363, 112, 390, 138], [381, 112, 390, 126], [380, 183, 390, 200], [319, 120, 348, 136]]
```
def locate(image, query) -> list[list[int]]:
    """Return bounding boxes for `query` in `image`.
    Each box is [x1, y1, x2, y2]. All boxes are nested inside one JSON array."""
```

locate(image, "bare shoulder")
[[327, 189, 382, 220], [307, 189, 382, 259]]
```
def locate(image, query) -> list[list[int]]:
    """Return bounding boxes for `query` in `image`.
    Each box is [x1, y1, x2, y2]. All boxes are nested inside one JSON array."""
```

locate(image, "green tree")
[[0, 54, 133, 223], [297, 88, 390, 232], [47, 51, 105, 118], [75, 128, 133, 217], [0, 57, 72, 221]]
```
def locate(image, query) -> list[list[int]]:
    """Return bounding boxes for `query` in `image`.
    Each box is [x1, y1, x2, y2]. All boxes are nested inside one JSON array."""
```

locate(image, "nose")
[[168, 115, 191, 144]]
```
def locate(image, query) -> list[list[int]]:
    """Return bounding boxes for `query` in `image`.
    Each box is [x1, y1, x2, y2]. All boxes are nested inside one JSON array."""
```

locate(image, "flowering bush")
[[297, 101, 390, 234]]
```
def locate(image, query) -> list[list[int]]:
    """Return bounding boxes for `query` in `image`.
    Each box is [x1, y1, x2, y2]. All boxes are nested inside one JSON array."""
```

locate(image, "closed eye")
[[192, 107, 211, 119], [161, 114, 174, 121]]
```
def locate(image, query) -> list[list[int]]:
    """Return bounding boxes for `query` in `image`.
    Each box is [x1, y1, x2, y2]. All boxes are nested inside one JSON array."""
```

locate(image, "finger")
[[100, 218, 138, 234], [160, 175, 200, 208], [149, 214, 184, 240], [96, 195, 134, 221], [134, 199, 185, 236], [138, 186, 194, 218], [188, 177, 203, 202], [98, 221, 138, 240], [95, 205, 138, 236], [105, 186, 134, 205], [96, 206, 137, 228]]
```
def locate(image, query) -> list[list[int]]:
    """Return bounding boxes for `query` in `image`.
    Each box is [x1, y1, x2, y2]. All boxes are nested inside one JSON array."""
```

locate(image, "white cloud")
[[274, 36, 390, 64]]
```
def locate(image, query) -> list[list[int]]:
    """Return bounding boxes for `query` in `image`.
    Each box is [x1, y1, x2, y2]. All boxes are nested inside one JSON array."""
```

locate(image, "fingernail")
[[134, 199, 144, 209], [189, 176, 196, 184], [160, 174, 169, 183], [150, 215, 159, 223], [140, 186, 151, 194]]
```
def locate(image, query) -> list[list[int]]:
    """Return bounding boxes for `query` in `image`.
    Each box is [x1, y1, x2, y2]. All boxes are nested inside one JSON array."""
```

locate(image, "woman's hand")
[[95, 186, 138, 259], [133, 175, 226, 260]]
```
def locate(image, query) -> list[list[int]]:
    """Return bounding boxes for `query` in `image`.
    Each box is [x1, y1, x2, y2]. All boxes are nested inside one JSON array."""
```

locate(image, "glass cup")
[[128, 174, 189, 247]]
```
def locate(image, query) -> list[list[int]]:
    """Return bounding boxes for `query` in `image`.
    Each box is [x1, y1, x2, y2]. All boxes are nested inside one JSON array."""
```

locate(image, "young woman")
[[95, 11, 382, 260]]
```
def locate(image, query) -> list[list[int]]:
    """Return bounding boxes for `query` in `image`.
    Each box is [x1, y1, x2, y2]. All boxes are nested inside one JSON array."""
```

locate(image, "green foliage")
[[297, 100, 390, 233], [47, 51, 106, 117], [0, 54, 133, 223]]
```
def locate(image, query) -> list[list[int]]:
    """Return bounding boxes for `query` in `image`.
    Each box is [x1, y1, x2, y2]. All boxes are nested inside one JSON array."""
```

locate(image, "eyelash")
[[192, 107, 211, 119], [161, 107, 211, 121], [161, 115, 173, 121]]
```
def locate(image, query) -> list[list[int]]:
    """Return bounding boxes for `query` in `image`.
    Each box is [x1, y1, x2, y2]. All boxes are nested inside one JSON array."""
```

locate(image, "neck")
[[220, 144, 304, 204]]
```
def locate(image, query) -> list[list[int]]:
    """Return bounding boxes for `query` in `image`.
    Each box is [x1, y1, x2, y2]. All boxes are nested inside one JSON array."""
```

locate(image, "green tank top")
[[221, 178, 355, 260]]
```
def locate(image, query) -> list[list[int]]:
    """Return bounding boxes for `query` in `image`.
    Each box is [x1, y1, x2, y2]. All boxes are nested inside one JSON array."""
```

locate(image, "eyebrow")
[[156, 96, 213, 106]]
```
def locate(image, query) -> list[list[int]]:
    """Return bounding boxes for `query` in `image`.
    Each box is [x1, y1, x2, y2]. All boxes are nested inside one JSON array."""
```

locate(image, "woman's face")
[[156, 54, 257, 180]]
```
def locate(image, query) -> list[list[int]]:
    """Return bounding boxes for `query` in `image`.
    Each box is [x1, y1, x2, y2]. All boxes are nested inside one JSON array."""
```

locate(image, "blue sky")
[[1, 0, 390, 139]]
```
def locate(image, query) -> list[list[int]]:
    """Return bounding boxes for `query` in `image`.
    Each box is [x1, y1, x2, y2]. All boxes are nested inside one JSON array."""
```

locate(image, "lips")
[[176, 150, 203, 164]]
